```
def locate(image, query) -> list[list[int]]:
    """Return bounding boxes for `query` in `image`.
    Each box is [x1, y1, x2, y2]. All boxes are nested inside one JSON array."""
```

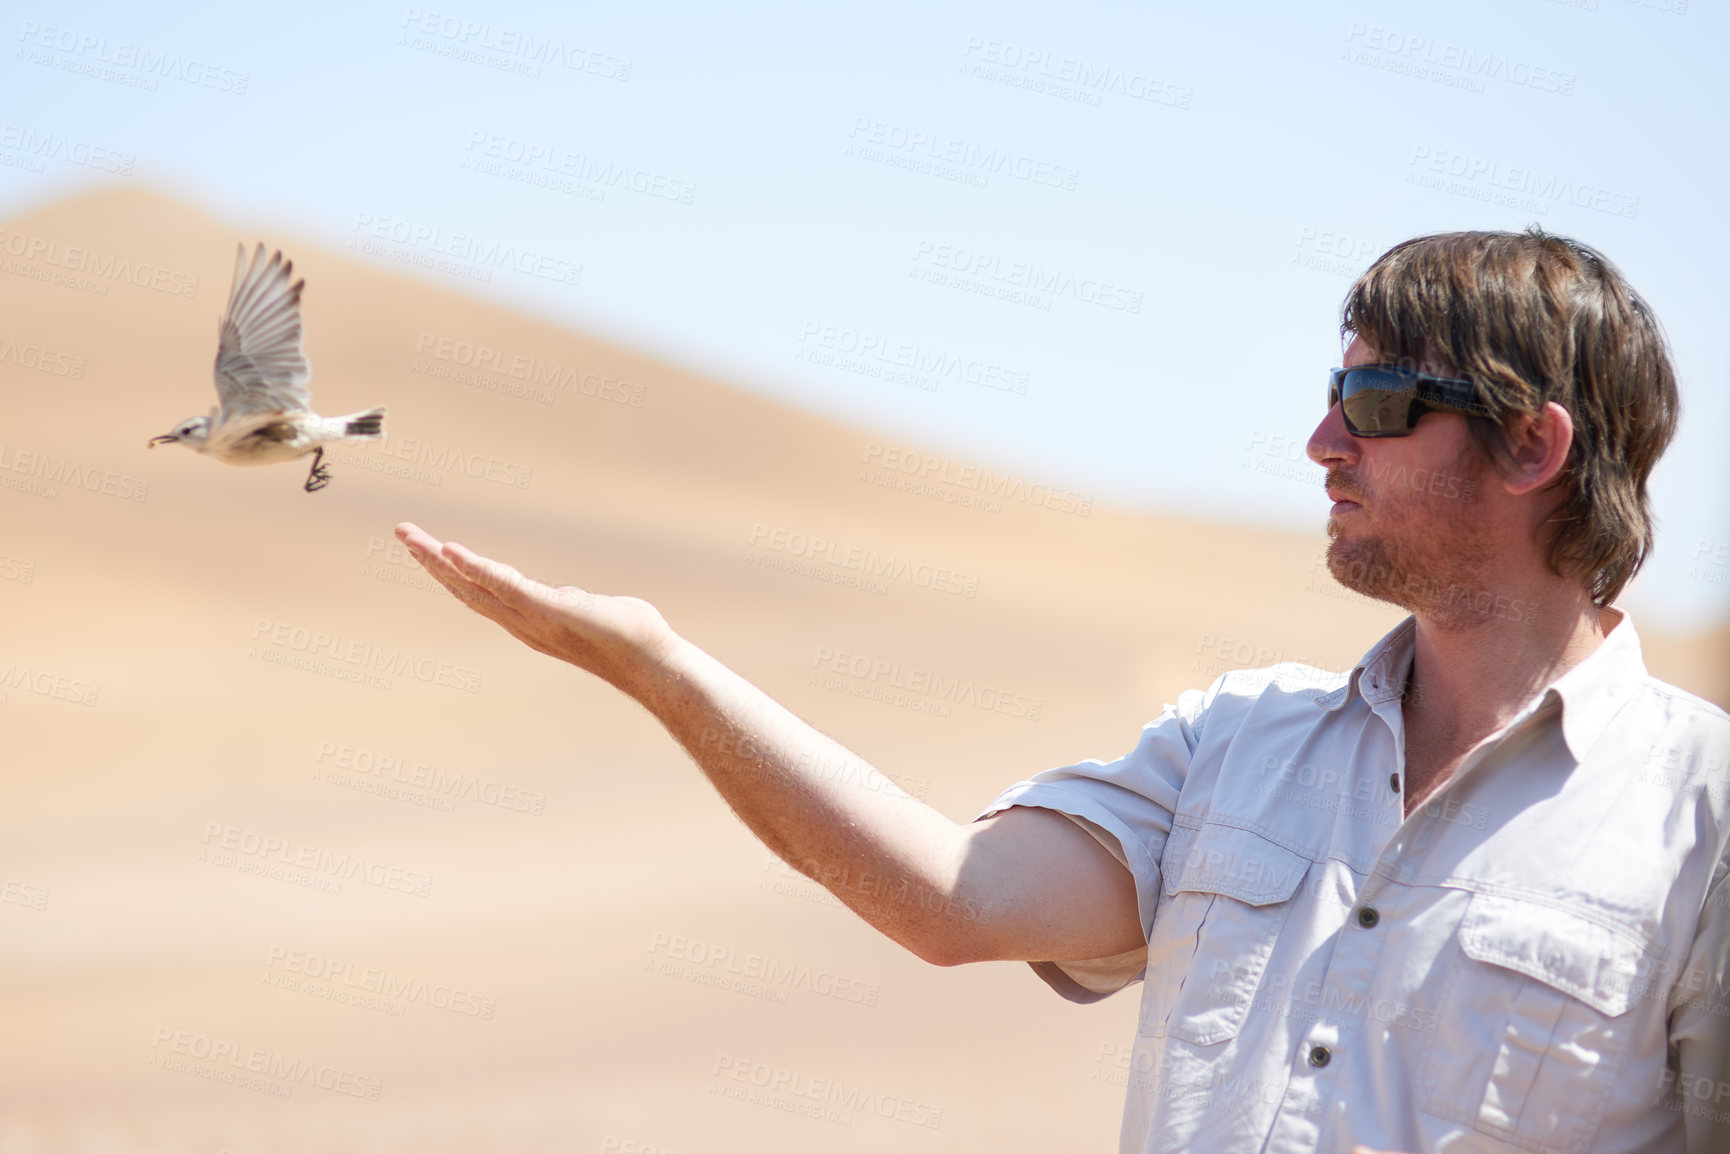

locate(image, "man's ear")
[[1498, 401, 1573, 496]]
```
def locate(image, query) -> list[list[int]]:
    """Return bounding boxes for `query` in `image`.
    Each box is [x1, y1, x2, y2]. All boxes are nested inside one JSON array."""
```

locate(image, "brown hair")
[[1342, 227, 1679, 606]]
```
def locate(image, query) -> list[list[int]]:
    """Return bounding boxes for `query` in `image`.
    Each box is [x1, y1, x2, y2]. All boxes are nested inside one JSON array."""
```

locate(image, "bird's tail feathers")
[[341, 406, 387, 439]]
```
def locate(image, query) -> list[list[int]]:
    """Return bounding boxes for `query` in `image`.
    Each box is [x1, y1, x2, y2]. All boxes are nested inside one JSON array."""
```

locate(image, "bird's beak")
[[147, 435, 176, 448]]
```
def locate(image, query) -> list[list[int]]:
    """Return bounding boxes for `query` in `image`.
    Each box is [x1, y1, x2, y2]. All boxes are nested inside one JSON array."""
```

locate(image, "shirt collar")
[[1313, 607, 1649, 762], [1543, 607, 1647, 760], [1315, 616, 1417, 713]]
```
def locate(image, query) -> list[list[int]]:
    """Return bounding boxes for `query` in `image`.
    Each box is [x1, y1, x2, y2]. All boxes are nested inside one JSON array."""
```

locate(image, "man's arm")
[[1671, 865, 1730, 1154], [394, 522, 1144, 967]]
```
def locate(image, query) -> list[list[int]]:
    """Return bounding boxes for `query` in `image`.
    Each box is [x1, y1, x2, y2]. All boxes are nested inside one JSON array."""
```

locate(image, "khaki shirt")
[[980, 611, 1730, 1153]]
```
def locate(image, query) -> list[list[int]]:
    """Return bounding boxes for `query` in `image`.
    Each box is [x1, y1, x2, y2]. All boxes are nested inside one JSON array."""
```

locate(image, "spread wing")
[[213, 243, 312, 421]]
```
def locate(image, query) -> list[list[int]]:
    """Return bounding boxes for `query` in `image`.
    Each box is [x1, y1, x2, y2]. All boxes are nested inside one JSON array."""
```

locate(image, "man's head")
[[1307, 228, 1679, 619]]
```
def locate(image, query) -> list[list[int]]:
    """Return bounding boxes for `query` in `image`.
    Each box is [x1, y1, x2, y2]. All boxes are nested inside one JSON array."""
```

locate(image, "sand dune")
[[0, 186, 1721, 1152]]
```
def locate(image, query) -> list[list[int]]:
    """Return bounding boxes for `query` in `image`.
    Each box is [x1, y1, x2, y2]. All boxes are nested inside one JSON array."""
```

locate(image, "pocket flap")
[[1458, 892, 1650, 1018], [1161, 823, 1309, 906]]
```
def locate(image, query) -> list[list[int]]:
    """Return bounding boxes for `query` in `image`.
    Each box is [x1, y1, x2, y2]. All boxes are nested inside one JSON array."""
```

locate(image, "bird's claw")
[[304, 447, 331, 493]]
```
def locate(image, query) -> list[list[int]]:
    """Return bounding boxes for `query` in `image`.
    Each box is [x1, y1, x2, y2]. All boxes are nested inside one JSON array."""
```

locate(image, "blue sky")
[[5, 0, 1725, 629]]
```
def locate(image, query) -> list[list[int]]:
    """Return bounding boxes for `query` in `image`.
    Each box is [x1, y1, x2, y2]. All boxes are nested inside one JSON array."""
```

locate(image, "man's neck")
[[1400, 581, 1612, 810]]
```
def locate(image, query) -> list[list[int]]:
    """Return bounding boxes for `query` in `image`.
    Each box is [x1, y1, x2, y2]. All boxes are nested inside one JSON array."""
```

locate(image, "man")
[[396, 228, 1729, 1153]]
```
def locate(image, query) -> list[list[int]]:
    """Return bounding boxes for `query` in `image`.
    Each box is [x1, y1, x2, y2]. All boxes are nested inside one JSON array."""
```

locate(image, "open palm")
[[394, 521, 682, 693]]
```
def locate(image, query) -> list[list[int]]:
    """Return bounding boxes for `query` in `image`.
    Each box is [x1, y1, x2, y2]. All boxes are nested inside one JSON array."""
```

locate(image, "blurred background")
[[1, 2, 1723, 1151]]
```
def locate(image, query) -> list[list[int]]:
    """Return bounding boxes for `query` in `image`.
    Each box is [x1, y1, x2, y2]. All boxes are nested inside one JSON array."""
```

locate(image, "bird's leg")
[[304, 446, 332, 493]]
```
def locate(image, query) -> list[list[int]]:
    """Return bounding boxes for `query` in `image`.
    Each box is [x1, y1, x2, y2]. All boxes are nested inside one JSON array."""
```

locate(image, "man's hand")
[[394, 521, 679, 694]]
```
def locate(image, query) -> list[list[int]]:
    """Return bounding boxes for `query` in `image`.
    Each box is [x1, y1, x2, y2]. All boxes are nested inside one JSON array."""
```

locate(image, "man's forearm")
[[630, 636, 980, 962]]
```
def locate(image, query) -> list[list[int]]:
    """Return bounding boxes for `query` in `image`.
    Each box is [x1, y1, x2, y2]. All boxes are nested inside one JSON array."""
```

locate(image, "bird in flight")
[[148, 243, 386, 492]]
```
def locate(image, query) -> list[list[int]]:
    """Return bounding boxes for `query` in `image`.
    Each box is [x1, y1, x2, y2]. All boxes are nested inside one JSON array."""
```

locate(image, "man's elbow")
[[899, 913, 997, 968], [908, 936, 976, 968]]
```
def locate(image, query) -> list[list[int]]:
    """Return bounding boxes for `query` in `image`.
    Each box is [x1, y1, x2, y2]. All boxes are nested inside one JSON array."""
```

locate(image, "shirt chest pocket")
[[1416, 892, 1651, 1154], [1141, 823, 1310, 1046]]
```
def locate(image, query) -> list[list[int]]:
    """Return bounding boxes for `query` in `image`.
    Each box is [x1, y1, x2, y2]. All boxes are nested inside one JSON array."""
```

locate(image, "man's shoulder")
[[1185, 662, 1355, 740], [1632, 670, 1730, 731], [1190, 616, 1410, 721], [1207, 661, 1352, 701], [1626, 673, 1730, 786], [1617, 673, 1728, 818]]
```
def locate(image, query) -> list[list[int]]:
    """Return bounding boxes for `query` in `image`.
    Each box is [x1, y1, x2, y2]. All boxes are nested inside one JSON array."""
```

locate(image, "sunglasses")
[[1327, 364, 1492, 438]]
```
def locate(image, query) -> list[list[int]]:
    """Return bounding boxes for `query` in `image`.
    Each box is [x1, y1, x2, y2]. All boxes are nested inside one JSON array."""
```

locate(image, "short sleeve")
[[1671, 857, 1730, 1154], [973, 686, 1207, 1001]]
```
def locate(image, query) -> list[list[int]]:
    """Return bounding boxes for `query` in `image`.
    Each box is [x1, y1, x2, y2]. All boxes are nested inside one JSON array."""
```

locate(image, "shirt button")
[[1308, 1045, 1331, 1068], [1390, 774, 1401, 793], [1357, 907, 1380, 929]]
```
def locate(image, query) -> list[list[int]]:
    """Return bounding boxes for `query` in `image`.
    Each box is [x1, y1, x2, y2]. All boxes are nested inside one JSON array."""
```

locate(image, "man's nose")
[[1307, 405, 1358, 467]]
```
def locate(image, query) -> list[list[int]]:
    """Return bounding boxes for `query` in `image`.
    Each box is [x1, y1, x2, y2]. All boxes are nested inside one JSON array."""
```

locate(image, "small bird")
[[148, 243, 386, 492]]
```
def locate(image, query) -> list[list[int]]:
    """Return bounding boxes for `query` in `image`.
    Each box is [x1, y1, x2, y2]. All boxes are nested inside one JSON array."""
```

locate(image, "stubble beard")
[[1324, 444, 1501, 633]]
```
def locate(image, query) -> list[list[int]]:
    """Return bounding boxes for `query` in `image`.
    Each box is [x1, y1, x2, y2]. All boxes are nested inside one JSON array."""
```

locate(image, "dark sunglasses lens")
[[1338, 370, 1417, 436]]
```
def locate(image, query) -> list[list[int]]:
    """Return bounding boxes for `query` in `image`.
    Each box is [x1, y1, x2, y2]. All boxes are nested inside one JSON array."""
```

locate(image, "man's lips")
[[1326, 476, 1364, 512]]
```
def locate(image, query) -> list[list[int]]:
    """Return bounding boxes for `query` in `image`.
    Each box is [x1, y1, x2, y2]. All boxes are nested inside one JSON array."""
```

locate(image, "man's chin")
[[1324, 538, 1409, 608]]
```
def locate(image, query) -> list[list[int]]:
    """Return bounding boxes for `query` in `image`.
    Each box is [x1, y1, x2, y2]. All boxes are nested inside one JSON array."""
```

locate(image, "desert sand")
[[0, 186, 1722, 1152]]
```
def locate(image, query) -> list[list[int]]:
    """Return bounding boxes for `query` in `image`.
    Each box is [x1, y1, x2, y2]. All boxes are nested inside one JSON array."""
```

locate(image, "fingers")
[[396, 524, 463, 591], [395, 524, 513, 617], [400, 524, 541, 606], [395, 522, 441, 554], [442, 542, 545, 605]]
